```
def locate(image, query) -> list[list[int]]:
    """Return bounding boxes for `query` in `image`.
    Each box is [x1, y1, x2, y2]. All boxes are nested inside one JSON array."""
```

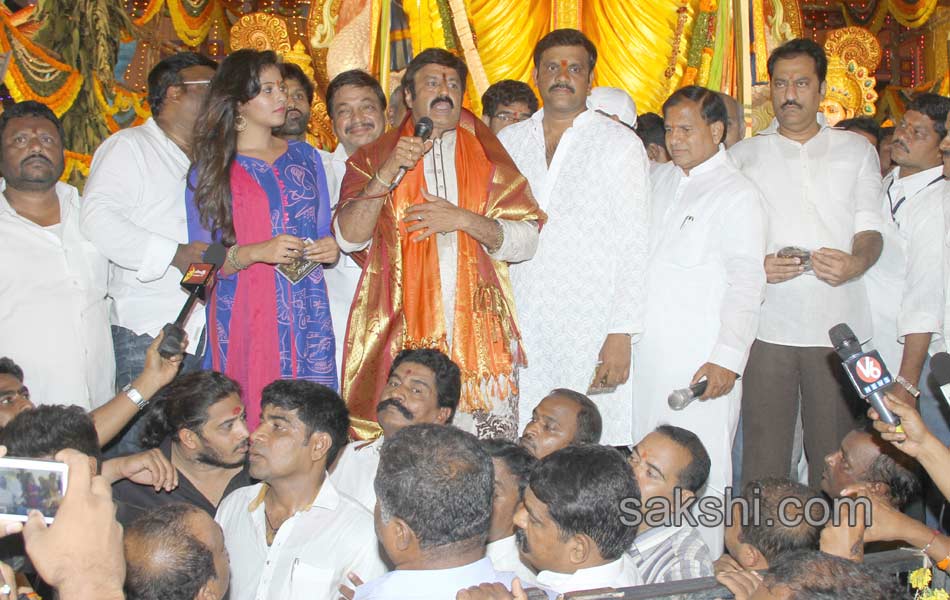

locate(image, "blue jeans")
[[105, 325, 205, 458]]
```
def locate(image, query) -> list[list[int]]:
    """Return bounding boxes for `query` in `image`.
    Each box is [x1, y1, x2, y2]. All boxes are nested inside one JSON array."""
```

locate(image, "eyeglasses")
[[493, 111, 532, 123], [0, 386, 29, 405], [179, 80, 212, 88]]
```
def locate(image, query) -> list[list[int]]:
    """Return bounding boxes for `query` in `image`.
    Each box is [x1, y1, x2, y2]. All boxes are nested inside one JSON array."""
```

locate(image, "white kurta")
[[865, 165, 947, 368], [0, 181, 114, 409], [499, 109, 650, 446], [632, 149, 767, 556]]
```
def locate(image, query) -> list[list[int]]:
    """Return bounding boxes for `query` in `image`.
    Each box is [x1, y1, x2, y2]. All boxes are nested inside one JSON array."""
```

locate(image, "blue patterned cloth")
[[185, 140, 338, 391]]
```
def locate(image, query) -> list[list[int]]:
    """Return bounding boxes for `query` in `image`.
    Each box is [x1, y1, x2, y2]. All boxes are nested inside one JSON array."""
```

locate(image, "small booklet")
[[276, 238, 321, 284]]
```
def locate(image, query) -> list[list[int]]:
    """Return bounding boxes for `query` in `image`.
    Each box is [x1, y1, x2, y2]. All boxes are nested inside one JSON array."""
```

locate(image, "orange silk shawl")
[[336, 109, 546, 438]]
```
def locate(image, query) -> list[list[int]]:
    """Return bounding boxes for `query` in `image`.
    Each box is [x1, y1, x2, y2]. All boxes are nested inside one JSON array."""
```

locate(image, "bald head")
[[124, 504, 228, 600], [717, 92, 745, 148]]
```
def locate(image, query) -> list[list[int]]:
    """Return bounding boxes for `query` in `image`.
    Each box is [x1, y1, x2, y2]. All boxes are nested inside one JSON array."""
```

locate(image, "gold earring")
[[235, 114, 247, 132]]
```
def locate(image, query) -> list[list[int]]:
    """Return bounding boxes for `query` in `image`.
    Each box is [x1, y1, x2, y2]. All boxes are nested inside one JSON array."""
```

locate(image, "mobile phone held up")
[[0, 457, 69, 524]]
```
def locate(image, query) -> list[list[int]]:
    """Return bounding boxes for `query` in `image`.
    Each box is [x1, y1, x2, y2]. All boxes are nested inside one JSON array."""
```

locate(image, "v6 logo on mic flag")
[[843, 349, 892, 397]]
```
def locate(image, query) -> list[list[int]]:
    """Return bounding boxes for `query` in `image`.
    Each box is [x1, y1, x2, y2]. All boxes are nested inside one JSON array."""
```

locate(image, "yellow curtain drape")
[[465, 0, 552, 89]]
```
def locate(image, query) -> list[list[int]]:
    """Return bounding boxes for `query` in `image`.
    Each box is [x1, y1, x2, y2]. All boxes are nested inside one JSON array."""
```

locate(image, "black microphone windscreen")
[[829, 323, 857, 349], [415, 117, 434, 141], [203, 242, 227, 267], [932, 352, 950, 386]]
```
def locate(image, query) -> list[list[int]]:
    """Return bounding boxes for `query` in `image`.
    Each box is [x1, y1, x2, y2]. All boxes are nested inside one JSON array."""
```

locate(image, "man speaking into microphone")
[[632, 87, 767, 557], [334, 49, 545, 440]]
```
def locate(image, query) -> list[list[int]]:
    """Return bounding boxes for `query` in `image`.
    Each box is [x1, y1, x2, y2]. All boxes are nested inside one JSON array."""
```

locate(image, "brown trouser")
[[741, 340, 862, 489]]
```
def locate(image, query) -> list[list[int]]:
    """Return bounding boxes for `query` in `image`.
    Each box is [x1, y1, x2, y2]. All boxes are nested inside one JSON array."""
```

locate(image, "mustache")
[[549, 82, 575, 93], [429, 95, 454, 109], [21, 154, 52, 168], [345, 120, 375, 133], [781, 100, 802, 110], [377, 398, 413, 420], [893, 140, 910, 154], [515, 529, 529, 553], [286, 108, 304, 118]]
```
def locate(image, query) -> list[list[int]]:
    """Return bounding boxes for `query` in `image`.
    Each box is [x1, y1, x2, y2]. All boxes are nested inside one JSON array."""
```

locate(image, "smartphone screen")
[[0, 457, 68, 523]]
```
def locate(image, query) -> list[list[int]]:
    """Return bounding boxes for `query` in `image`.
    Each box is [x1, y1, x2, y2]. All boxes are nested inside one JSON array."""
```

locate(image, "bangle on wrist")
[[374, 171, 395, 190], [895, 374, 921, 398], [922, 530, 940, 554], [227, 244, 248, 271]]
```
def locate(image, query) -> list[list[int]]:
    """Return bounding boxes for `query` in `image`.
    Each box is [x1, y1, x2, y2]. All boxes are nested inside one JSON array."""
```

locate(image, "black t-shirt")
[[112, 439, 252, 526]]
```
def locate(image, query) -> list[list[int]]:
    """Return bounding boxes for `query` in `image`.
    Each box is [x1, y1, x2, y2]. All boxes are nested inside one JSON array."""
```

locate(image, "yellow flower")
[[911, 567, 933, 590], [927, 589, 950, 600]]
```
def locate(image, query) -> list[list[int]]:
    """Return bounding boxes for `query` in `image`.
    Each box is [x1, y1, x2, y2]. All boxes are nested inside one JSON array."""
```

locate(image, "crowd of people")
[[1, 24, 949, 599]]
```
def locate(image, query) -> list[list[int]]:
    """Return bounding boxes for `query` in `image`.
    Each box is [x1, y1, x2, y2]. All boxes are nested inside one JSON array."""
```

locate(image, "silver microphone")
[[389, 117, 434, 189], [667, 380, 708, 411]]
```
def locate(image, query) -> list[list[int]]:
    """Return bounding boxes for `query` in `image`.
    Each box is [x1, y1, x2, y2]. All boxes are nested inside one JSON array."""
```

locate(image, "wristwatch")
[[894, 375, 921, 399], [122, 383, 148, 410]]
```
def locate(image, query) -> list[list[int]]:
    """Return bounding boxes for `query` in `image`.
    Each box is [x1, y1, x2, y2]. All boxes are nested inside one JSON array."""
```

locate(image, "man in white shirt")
[[730, 39, 884, 488], [627, 426, 714, 582], [335, 49, 544, 440], [320, 70, 387, 376], [498, 29, 650, 447], [514, 445, 641, 595], [0, 101, 113, 411], [215, 380, 385, 600], [356, 424, 514, 599], [481, 439, 538, 585], [480, 80, 538, 135], [329, 348, 460, 510], [633, 87, 766, 552], [864, 94, 949, 465], [80, 53, 217, 450]]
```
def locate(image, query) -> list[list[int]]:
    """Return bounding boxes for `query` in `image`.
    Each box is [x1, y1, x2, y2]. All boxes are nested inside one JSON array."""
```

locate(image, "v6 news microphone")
[[829, 323, 900, 426], [388, 117, 434, 189], [157, 243, 226, 358], [668, 381, 708, 411]]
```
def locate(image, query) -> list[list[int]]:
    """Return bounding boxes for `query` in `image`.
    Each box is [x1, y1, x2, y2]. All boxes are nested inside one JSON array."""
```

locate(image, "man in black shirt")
[[113, 371, 251, 523]]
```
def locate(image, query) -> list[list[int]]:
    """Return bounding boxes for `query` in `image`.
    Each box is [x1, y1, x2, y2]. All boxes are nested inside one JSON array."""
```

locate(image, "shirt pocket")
[[663, 219, 711, 269], [289, 562, 335, 600]]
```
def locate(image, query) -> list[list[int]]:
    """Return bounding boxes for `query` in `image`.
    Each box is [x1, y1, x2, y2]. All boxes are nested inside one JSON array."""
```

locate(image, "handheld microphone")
[[157, 242, 226, 358], [829, 323, 900, 426], [930, 352, 950, 403], [668, 380, 709, 411], [388, 117, 434, 189]]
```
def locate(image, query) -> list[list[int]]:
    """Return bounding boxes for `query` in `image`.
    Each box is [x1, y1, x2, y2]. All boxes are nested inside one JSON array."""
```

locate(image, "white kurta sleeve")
[[853, 143, 885, 234], [607, 139, 651, 338], [80, 135, 179, 283], [898, 193, 946, 342], [333, 216, 372, 253], [708, 187, 768, 374], [488, 219, 539, 262]]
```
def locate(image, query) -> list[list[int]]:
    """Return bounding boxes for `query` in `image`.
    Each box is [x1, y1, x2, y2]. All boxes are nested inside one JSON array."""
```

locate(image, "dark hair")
[[0, 358, 23, 382], [635, 112, 666, 149], [124, 503, 217, 600], [767, 38, 828, 83], [836, 117, 882, 146], [140, 370, 241, 449], [0, 101, 65, 155], [862, 428, 921, 509], [278, 62, 315, 107], [260, 380, 350, 466], [662, 85, 728, 141], [762, 550, 900, 599], [146, 52, 217, 117], [740, 478, 824, 563], [548, 388, 601, 445], [529, 444, 638, 560], [654, 424, 711, 493], [481, 438, 537, 496], [389, 349, 461, 420], [879, 126, 894, 140], [326, 69, 386, 119], [190, 49, 279, 245], [905, 93, 950, 140], [533, 28, 597, 72], [481, 80, 539, 118], [376, 424, 493, 549], [0, 405, 100, 464], [403, 48, 468, 98]]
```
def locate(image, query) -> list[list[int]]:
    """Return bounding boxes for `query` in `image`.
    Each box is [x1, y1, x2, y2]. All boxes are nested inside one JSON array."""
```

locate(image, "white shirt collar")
[[676, 145, 729, 178], [486, 534, 517, 554], [247, 473, 341, 514], [332, 143, 349, 163], [887, 165, 945, 198], [759, 111, 829, 137], [633, 524, 684, 554], [0, 179, 77, 219], [536, 556, 627, 593]]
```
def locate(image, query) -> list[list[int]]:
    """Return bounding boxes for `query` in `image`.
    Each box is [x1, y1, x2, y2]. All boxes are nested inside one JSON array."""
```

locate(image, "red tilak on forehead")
[[560, 59, 568, 68], [231, 406, 242, 416]]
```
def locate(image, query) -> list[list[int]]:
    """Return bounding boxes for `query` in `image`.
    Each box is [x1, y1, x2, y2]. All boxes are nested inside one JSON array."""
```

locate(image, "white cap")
[[588, 87, 637, 128]]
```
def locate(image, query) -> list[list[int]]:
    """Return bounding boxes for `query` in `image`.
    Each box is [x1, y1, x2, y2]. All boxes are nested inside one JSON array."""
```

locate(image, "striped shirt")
[[629, 524, 714, 584]]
